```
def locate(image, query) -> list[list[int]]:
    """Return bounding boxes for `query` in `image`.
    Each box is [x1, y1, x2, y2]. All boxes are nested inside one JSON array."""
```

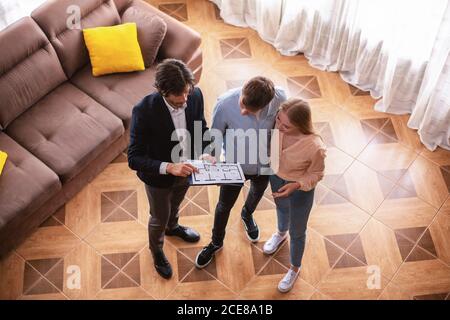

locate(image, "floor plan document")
[[186, 160, 245, 185]]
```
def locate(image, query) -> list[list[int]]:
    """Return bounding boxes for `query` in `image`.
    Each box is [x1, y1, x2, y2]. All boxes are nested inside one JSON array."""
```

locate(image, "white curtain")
[[212, 0, 450, 151], [0, 0, 47, 30], [211, 0, 283, 44], [0, 0, 22, 29], [408, 3, 450, 150]]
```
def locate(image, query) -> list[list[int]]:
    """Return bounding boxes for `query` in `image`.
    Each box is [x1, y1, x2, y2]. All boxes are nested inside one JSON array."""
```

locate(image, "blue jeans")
[[270, 175, 315, 267]]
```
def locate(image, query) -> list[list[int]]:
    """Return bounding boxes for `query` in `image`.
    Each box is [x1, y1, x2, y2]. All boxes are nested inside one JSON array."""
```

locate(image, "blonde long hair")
[[279, 98, 316, 135]]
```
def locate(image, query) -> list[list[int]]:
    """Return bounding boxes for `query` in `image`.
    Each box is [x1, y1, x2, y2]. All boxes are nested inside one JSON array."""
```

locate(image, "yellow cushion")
[[0, 151, 7, 176], [82, 23, 145, 77]]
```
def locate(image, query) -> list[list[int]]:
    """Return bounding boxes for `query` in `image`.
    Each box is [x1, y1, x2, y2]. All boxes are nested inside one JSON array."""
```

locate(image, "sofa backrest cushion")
[[0, 17, 67, 129], [31, 0, 121, 78], [121, 1, 202, 64], [122, 7, 167, 67], [114, 0, 133, 14]]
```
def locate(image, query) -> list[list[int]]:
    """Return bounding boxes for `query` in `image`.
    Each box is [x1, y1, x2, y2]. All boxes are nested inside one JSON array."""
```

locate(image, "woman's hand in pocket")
[[273, 182, 301, 198]]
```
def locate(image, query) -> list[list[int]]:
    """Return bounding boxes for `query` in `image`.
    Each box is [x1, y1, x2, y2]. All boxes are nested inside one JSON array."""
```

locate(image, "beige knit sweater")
[[270, 123, 327, 192]]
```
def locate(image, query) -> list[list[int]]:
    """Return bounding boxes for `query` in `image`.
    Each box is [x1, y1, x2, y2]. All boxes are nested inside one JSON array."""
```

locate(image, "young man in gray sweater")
[[195, 76, 287, 268]]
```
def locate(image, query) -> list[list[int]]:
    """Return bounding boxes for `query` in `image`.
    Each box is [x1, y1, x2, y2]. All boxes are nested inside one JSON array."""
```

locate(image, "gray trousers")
[[145, 177, 189, 254]]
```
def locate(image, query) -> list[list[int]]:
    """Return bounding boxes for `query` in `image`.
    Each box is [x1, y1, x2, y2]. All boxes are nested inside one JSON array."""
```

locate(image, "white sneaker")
[[263, 232, 287, 255], [278, 269, 300, 293]]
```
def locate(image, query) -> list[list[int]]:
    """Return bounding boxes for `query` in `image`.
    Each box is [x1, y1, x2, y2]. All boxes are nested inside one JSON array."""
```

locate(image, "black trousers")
[[145, 177, 189, 254], [212, 174, 269, 246]]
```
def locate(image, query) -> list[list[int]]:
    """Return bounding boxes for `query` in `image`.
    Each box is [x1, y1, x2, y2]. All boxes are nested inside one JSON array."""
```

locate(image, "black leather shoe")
[[166, 225, 200, 243], [152, 250, 172, 279]]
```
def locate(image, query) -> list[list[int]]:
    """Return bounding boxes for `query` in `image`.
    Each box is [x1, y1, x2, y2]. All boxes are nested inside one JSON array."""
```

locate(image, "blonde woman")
[[264, 98, 327, 293]]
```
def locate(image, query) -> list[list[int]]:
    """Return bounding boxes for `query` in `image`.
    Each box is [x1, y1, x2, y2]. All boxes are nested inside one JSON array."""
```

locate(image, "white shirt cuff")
[[159, 162, 169, 175]]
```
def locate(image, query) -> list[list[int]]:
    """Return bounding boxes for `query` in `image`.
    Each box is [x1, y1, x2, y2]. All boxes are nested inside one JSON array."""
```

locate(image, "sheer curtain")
[[0, 0, 47, 30], [0, 0, 22, 29], [212, 0, 450, 151], [408, 3, 450, 150]]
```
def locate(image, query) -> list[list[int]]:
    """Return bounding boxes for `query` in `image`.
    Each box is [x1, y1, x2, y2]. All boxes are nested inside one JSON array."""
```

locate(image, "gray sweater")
[[210, 86, 287, 175]]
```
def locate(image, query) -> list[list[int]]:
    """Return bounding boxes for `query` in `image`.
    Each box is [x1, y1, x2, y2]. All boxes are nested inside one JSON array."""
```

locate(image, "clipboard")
[[186, 160, 245, 186]]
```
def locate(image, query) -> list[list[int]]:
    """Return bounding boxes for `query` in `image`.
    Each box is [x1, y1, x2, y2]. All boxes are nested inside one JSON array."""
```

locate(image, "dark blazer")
[[128, 87, 210, 187]]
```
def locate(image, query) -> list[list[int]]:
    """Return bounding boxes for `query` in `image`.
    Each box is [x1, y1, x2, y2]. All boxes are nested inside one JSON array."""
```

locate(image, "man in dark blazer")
[[128, 59, 213, 279]]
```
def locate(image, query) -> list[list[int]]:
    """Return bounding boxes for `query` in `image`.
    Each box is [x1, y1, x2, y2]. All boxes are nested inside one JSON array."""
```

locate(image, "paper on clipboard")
[[186, 160, 245, 185]]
